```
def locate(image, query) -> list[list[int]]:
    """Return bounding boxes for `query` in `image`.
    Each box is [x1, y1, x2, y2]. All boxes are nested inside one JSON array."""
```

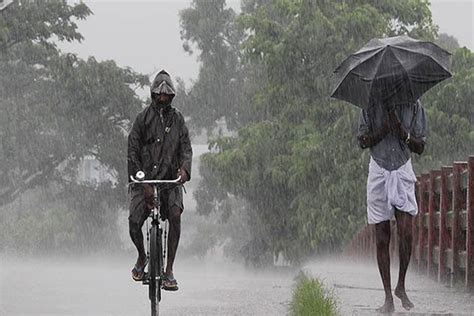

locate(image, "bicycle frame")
[[129, 175, 181, 316], [129, 174, 182, 227]]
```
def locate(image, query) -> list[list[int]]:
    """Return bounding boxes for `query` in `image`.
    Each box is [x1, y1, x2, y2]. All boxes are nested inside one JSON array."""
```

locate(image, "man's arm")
[[127, 117, 143, 179], [401, 131, 425, 155], [408, 137, 425, 155], [357, 110, 390, 149], [389, 110, 426, 155], [178, 116, 192, 182], [358, 124, 391, 149]]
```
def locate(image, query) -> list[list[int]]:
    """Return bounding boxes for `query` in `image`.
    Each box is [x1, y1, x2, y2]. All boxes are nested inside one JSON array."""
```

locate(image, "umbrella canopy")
[[331, 35, 451, 110]]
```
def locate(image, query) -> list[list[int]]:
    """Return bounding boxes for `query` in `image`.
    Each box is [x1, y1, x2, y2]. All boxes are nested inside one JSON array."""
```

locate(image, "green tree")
[[435, 33, 460, 53], [189, 0, 473, 265], [417, 46, 474, 172], [179, 0, 248, 132], [0, 1, 148, 252]]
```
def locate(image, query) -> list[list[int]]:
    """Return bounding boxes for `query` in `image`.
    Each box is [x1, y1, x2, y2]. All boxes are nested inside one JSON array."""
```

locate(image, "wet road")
[[3, 255, 474, 315], [304, 257, 474, 316], [0, 256, 293, 316]]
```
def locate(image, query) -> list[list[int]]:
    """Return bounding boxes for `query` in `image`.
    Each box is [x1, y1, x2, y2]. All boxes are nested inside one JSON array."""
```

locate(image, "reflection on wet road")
[[1, 256, 292, 316]]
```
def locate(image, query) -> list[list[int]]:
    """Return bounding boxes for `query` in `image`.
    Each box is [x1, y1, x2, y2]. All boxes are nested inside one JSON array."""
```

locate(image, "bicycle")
[[129, 171, 182, 316]]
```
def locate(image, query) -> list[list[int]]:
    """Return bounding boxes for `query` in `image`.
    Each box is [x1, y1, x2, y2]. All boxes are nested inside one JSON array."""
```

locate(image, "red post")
[[370, 224, 376, 261], [368, 226, 373, 258], [363, 228, 367, 257], [357, 235, 360, 257], [451, 162, 467, 286], [428, 170, 441, 278], [413, 178, 421, 268], [465, 156, 474, 290], [412, 214, 418, 266], [439, 166, 452, 282], [366, 228, 370, 257], [366, 226, 371, 257], [418, 173, 429, 271]]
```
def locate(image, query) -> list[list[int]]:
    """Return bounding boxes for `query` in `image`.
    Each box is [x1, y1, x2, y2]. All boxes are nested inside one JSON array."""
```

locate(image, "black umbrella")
[[331, 35, 451, 110]]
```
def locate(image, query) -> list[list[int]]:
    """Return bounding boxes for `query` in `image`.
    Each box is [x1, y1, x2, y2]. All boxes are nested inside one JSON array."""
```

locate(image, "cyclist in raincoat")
[[128, 70, 192, 291]]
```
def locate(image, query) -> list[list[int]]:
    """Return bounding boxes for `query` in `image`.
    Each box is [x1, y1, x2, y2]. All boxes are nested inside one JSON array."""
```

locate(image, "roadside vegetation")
[[290, 273, 339, 316]]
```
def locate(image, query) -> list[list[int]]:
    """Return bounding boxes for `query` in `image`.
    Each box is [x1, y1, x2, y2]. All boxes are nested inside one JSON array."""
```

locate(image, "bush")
[[0, 184, 122, 254], [290, 273, 339, 316]]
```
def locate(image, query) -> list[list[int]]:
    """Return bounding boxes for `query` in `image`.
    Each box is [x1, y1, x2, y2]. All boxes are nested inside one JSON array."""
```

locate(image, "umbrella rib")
[[350, 47, 386, 80], [331, 48, 384, 98], [365, 48, 388, 108], [333, 48, 384, 78], [391, 45, 451, 74], [390, 48, 416, 103], [346, 46, 384, 60], [342, 48, 385, 80]]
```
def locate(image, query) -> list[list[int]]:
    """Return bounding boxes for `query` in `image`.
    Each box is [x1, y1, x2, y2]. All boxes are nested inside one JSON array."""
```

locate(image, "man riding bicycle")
[[127, 70, 192, 291]]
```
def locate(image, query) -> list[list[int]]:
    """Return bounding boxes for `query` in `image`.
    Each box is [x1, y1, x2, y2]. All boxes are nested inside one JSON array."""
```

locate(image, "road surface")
[[304, 257, 474, 315], [2, 255, 474, 315], [0, 256, 292, 316]]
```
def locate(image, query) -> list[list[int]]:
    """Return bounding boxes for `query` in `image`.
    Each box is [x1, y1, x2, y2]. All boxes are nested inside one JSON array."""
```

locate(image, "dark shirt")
[[358, 102, 427, 171], [127, 104, 192, 181]]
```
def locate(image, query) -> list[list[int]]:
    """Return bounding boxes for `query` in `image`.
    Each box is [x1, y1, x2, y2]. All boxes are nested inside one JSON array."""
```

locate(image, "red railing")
[[346, 155, 474, 290]]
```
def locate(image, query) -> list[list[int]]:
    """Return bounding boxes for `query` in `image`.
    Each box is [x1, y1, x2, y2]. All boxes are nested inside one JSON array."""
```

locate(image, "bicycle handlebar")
[[129, 175, 182, 184]]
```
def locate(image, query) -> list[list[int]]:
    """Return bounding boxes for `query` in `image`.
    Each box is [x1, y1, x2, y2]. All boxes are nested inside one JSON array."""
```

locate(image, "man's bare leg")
[[129, 219, 147, 280], [165, 206, 181, 277], [375, 221, 394, 313], [130, 189, 151, 273], [394, 210, 415, 310]]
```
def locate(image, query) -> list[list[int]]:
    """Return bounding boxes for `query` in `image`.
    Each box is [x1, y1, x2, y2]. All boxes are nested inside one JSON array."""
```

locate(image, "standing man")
[[358, 101, 427, 313], [128, 70, 192, 291]]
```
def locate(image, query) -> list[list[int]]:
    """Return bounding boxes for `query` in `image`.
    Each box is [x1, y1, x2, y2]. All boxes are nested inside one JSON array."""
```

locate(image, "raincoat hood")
[[151, 70, 176, 96]]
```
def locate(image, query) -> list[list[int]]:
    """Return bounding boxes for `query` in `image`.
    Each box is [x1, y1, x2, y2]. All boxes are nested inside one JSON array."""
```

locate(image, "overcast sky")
[[59, 0, 473, 86]]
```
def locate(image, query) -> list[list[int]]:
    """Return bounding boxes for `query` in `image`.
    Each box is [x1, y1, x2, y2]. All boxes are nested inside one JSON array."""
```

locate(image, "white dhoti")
[[367, 157, 418, 224]]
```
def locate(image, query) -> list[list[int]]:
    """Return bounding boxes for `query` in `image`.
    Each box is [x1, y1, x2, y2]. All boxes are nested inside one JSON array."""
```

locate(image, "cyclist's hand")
[[177, 168, 189, 183], [135, 170, 145, 181]]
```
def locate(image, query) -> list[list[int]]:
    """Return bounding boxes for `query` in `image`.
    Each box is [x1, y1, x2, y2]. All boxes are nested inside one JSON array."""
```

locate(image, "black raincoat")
[[127, 70, 192, 223]]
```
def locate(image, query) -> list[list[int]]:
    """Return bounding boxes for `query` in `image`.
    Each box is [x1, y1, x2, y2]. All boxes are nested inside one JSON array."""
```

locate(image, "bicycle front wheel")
[[149, 224, 159, 316]]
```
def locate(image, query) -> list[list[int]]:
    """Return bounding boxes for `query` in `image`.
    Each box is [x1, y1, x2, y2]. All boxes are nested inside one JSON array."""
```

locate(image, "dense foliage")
[[0, 1, 148, 253], [180, 0, 473, 264]]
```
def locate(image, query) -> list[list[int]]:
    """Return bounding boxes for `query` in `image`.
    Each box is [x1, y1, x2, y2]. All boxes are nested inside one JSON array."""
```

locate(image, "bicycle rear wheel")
[[149, 224, 159, 316]]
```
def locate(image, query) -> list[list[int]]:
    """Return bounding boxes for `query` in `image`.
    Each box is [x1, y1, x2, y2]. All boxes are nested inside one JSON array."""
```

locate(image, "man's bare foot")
[[376, 297, 394, 314], [395, 286, 414, 310]]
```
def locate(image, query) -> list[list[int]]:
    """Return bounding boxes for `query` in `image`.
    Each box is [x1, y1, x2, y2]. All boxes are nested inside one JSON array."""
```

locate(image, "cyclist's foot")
[[131, 257, 148, 282], [162, 274, 178, 291]]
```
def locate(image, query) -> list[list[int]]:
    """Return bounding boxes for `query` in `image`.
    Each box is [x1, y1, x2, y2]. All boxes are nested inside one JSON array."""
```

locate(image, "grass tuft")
[[289, 273, 339, 316]]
